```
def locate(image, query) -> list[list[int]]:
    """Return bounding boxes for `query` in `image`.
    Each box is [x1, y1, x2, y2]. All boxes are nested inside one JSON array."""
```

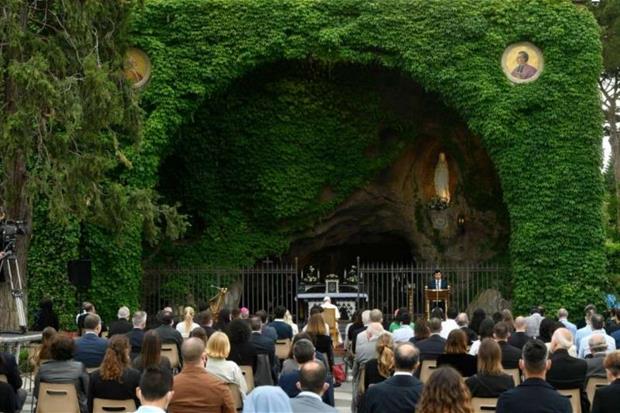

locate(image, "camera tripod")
[[0, 245, 28, 333]]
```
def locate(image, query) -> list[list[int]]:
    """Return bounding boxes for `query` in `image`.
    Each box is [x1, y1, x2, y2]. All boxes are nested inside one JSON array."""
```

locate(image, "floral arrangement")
[[428, 196, 450, 211]]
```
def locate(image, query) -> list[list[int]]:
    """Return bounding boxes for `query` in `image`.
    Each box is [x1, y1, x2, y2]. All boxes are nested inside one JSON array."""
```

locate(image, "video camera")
[[1, 220, 26, 253]]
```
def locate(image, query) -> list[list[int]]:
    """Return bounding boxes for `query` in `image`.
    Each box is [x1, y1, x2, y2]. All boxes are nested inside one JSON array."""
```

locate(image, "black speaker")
[[68, 259, 92, 289]]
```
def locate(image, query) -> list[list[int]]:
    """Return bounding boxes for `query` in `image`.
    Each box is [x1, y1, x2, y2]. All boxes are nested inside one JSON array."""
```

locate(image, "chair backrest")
[[227, 382, 243, 412], [36, 382, 80, 413], [357, 365, 366, 395], [557, 388, 582, 413], [275, 339, 291, 360], [240, 365, 255, 392], [92, 398, 136, 413], [419, 359, 438, 383], [86, 367, 100, 374], [160, 343, 180, 369], [471, 397, 498, 413], [503, 368, 521, 385], [586, 376, 609, 404], [0, 374, 7, 383]]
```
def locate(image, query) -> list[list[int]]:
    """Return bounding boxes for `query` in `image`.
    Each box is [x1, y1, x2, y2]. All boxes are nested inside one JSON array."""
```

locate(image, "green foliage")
[[592, 0, 620, 72], [605, 241, 620, 292]]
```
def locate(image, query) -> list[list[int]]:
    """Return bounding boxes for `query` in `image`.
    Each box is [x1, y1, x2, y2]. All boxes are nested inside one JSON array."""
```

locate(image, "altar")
[[295, 292, 369, 319]]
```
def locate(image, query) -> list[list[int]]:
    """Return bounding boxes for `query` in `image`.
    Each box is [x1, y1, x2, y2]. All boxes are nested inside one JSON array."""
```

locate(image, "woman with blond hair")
[[465, 338, 514, 398], [176, 306, 200, 338], [88, 335, 140, 411], [417, 366, 474, 413], [305, 313, 334, 369], [206, 332, 248, 394], [363, 333, 394, 390]]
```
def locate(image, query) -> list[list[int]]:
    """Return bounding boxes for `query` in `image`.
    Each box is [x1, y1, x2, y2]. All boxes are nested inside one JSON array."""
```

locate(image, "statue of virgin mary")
[[434, 152, 450, 203]]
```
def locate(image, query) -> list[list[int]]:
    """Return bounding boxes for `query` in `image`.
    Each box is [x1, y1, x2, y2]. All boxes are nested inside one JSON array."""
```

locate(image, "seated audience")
[[612, 322, 620, 350], [361, 342, 423, 413], [189, 327, 208, 346], [416, 366, 473, 413], [575, 306, 596, 350], [410, 318, 430, 344], [538, 317, 559, 344], [134, 365, 174, 413], [33, 326, 56, 367], [154, 310, 184, 365], [88, 335, 140, 412], [281, 333, 329, 375], [214, 308, 232, 332], [0, 351, 26, 412], [350, 310, 370, 353], [127, 310, 147, 360], [525, 306, 544, 338], [0, 382, 16, 413], [606, 308, 620, 334], [168, 337, 235, 413], [388, 307, 408, 332], [586, 334, 609, 379], [508, 316, 530, 350], [558, 308, 577, 338], [132, 330, 172, 375], [496, 339, 571, 413], [306, 313, 334, 369], [465, 338, 514, 397], [356, 309, 384, 351], [470, 308, 487, 337], [289, 361, 338, 413], [249, 316, 278, 385], [243, 386, 292, 413], [591, 350, 620, 413], [493, 322, 521, 369], [284, 310, 299, 335], [176, 306, 200, 338], [456, 313, 477, 345], [440, 308, 459, 339], [109, 306, 133, 337], [269, 306, 294, 340], [35, 334, 89, 413], [345, 310, 365, 354], [278, 339, 334, 406], [468, 318, 495, 356], [205, 332, 248, 394], [227, 318, 258, 373], [392, 312, 414, 343], [363, 333, 394, 390], [501, 309, 515, 332], [255, 310, 277, 343], [579, 313, 616, 358], [33, 298, 59, 332], [74, 314, 108, 368], [412, 317, 445, 360], [547, 328, 589, 413], [231, 308, 242, 320], [197, 310, 216, 338], [437, 328, 477, 377]]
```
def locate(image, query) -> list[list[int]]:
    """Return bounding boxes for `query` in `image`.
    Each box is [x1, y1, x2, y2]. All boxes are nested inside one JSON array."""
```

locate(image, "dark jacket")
[[87, 367, 141, 412], [361, 374, 423, 413], [74, 333, 108, 368], [437, 353, 477, 377], [0, 353, 22, 394], [131, 355, 172, 376], [249, 332, 278, 379], [268, 320, 293, 340], [496, 378, 572, 413], [428, 278, 448, 289], [508, 332, 530, 350], [546, 349, 589, 413], [227, 341, 257, 373], [108, 319, 133, 337], [591, 378, 620, 413], [0, 382, 16, 413], [466, 373, 515, 398], [498, 341, 521, 369], [261, 325, 278, 343], [349, 324, 367, 354], [363, 358, 390, 390], [586, 353, 607, 379], [411, 334, 446, 360], [154, 324, 183, 365], [461, 326, 477, 345], [278, 369, 334, 406], [312, 334, 334, 370], [126, 328, 145, 360]]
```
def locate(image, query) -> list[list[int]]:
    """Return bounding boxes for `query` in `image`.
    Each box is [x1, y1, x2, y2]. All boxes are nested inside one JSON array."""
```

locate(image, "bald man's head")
[[589, 334, 608, 354], [298, 360, 327, 394], [550, 328, 573, 351], [182, 337, 205, 364], [514, 316, 526, 331]]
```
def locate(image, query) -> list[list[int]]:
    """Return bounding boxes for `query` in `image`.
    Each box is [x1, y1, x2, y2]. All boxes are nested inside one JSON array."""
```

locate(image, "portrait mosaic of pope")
[[502, 42, 543, 84]]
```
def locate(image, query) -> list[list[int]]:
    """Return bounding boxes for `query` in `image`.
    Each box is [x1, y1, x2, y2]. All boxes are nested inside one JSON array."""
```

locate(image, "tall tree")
[[592, 0, 620, 231], [0, 1, 185, 330]]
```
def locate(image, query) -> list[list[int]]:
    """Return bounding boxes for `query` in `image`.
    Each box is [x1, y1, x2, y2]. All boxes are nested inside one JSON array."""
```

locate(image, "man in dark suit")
[[494, 322, 521, 369], [289, 360, 337, 413], [249, 316, 278, 382], [410, 317, 446, 360], [154, 310, 184, 366], [428, 270, 448, 312], [456, 313, 477, 345], [508, 316, 530, 350], [256, 310, 278, 343], [197, 310, 216, 338], [497, 339, 571, 413], [268, 306, 293, 340], [278, 338, 334, 406], [590, 351, 620, 413], [127, 311, 147, 360], [108, 306, 133, 337], [74, 314, 108, 368], [547, 328, 589, 413], [361, 342, 424, 413]]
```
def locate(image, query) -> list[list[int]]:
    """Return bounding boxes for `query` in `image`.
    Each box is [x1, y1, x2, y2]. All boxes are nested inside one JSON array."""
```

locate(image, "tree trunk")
[[609, 96, 620, 233]]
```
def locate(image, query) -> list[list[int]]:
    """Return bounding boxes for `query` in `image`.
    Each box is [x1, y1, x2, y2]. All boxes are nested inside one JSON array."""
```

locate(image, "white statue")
[[434, 152, 450, 203]]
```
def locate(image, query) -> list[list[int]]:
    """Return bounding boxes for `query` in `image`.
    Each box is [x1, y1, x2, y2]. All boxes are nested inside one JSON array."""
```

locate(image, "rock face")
[[465, 289, 511, 316]]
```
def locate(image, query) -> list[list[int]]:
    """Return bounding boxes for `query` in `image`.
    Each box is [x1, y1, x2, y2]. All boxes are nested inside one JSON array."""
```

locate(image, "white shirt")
[[578, 329, 616, 358], [297, 391, 323, 401], [392, 325, 414, 343], [175, 321, 200, 338], [393, 371, 413, 376], [440, 319, 459, 339], [133, 407, 166, 413], [468, 339, 481, 356]]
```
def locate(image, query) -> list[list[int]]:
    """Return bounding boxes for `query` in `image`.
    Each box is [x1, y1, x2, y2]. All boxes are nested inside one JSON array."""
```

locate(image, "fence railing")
[[142, 260, 509, 320]]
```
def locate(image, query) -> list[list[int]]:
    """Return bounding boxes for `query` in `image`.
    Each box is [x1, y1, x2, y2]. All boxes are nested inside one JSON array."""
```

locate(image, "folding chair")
[[92, 398, 136, 413], [86, 367, 100, 374], [227, 382, 243, 412], [275, 339, 291, 360], [419, 359, 438, 383], [503, 368, 521, 385], [585, 376, 608, 404], [161, 343, 180, 369], [0, 374, 7, 383], [471, 397, 498, 413], [36, 382, 80, 413], [557, 388, 582, 413], [240, 365, 255, 392]]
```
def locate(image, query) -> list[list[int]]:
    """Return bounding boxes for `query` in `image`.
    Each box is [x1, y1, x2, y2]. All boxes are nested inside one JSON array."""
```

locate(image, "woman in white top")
[[205, 332, 248, 394], [176, 306, 200, 338], [284, 310, 299, 335]]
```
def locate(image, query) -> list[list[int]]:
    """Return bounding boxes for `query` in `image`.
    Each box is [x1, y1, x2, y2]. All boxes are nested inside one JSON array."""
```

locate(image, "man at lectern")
[[429, 269, 448, 290]]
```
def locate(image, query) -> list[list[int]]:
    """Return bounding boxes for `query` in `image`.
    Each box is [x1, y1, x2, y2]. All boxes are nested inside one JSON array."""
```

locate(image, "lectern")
[[424, 286, 451, 319]]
